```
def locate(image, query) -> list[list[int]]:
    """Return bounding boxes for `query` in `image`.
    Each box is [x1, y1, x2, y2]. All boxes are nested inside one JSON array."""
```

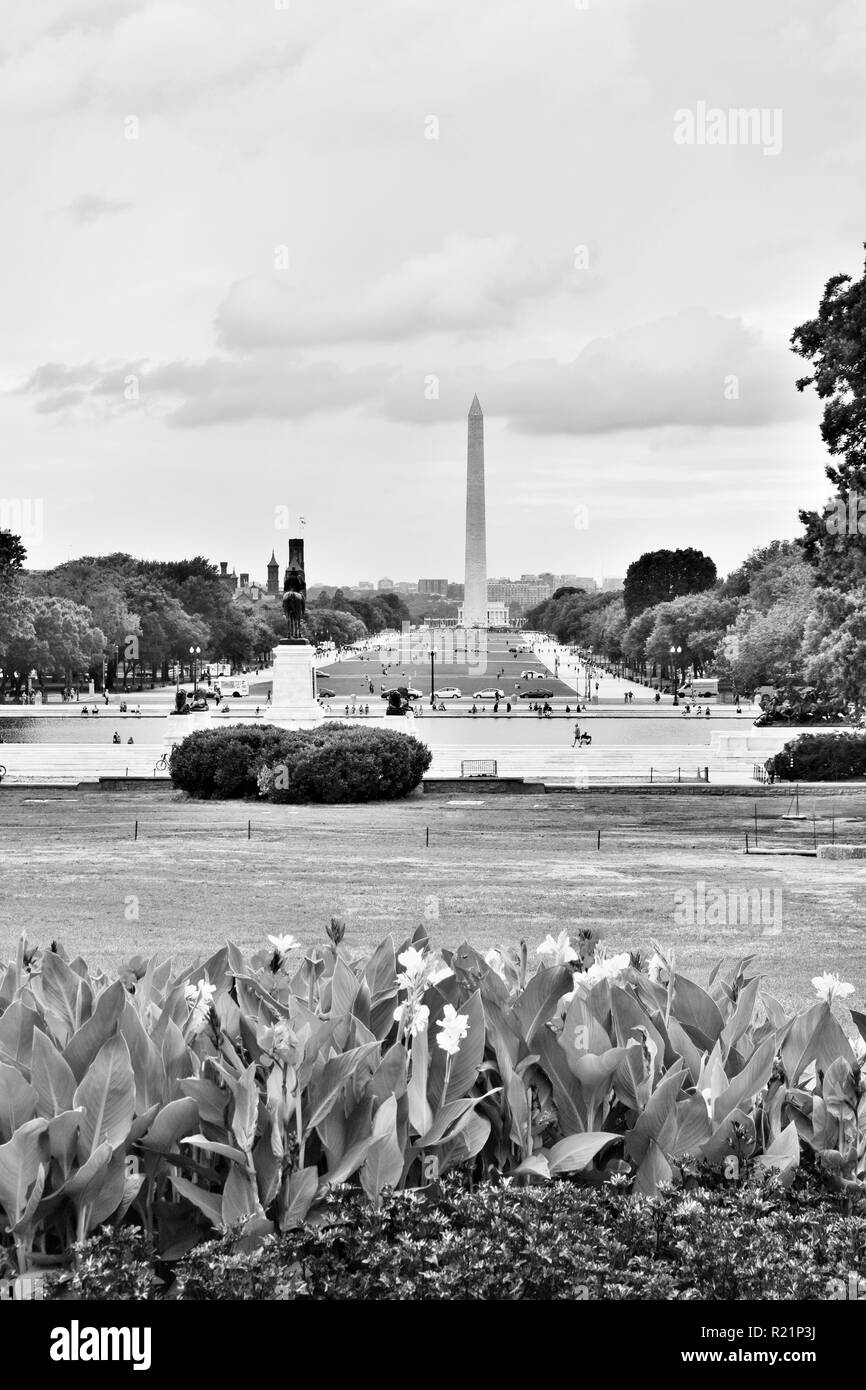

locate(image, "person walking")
[[572, 720, 581, 746]]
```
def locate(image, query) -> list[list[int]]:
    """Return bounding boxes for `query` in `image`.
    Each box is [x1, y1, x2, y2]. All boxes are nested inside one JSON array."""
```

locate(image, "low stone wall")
[[817, 844, 866, 860]]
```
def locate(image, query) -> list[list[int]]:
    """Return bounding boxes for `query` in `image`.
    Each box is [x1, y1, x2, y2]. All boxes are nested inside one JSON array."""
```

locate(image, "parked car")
[[473, 688, 505, 700], [380, 687, 421, 701], [433, 687, 462, 700], [318, 688, 336, 698], [520, 670, 544, 679], [518, 688, 554, 698]]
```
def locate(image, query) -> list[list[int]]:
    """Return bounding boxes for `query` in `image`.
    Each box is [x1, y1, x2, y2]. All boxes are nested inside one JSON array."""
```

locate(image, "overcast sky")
[[3, 0, 865, 587]]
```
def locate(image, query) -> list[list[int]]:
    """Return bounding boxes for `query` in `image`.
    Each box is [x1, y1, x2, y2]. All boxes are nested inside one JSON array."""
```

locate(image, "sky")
[[2, 0, 866, 587]]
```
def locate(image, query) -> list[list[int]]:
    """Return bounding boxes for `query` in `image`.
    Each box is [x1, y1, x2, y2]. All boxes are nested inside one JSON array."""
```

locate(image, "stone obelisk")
[[462, 394, 487, 627]]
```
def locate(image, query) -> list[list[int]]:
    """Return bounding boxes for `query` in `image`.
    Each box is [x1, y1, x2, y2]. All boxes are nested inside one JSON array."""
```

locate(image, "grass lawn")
[[2, 786, 865, 1015]]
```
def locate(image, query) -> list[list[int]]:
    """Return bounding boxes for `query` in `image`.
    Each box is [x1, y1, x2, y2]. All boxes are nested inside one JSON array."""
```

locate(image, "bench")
[[460, 759, 498, 778]]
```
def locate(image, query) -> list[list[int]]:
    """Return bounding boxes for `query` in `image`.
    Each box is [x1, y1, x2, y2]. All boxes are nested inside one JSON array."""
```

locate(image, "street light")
[[669, 646, 682, 706], [189, 645, 201, 689], [430, 649, 436, 707]]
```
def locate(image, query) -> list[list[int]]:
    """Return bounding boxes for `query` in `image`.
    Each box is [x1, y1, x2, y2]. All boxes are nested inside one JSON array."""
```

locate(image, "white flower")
[[427, 964, 453, 986], [184, 979, 217, 1035], [812, 972, 855, 1005], [573, 950, 631, 994], [647, 952, 667, 984], [484, 948, 508, 982], [435, 1003, 470, 1056], [700, 1087, 713, 1119], [268, 934, 300, 955], [536, 931, 578, 968], [397, 946, 427, 979]]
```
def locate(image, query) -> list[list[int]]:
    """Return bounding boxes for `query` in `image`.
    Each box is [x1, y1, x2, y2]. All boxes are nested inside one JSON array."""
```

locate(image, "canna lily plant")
[[1, 924, 864, 1278]]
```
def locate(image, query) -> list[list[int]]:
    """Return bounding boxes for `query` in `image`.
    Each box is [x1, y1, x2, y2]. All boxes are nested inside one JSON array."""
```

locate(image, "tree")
[[304, 608, 367, 646], [0, 530, 26, 586], [623, 548, 717, 622]]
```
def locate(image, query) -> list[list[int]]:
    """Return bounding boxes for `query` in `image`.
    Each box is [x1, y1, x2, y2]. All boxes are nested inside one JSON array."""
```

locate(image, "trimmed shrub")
[[765, 731, 866, 782], [168, 724, 296, 798], [259, 724, 432, 803], [169, 720, 431, 801]]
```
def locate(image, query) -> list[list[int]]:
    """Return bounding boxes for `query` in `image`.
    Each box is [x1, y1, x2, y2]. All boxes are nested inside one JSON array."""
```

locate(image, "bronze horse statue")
[[282, 538, 307, 640]]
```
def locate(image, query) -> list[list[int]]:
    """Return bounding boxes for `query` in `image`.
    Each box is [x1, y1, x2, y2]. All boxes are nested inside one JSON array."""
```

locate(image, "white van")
[[215, 676, 249, 699], [678, 677, 719, 700]]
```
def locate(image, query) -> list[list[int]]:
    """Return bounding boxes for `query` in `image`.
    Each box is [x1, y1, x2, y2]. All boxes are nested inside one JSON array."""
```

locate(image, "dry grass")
[[3, 785, 866, 1014]]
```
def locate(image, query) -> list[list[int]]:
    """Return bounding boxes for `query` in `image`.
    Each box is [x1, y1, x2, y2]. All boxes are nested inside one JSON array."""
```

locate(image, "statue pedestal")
[[163, 710, 213, 746], [265, 641, 324, 727]]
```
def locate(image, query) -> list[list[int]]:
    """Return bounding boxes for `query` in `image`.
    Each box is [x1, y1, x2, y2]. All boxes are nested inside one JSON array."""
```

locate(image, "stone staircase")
[[0, 745, 170, 787], [422, 742, 760, 787]]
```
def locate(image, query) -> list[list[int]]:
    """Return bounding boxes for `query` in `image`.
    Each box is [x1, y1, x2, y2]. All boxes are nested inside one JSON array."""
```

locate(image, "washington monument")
[[462, 394, 488, 627]]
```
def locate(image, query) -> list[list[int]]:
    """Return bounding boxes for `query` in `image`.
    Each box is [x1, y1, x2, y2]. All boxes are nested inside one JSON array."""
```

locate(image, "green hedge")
[[48, 1175, 866, 1301], [765, 731, 866, 782], [169, 722, 431, 801]]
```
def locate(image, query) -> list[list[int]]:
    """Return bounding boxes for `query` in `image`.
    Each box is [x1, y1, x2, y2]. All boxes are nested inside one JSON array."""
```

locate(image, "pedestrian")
[[654, 691, 661, 704], [572, 721, 581, 745]]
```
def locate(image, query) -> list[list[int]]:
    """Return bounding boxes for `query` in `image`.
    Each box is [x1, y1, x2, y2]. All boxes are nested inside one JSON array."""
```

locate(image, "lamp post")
[[189, 645, 201, 689], [430, 650, 436, 707], [669, 645, 682, 706]]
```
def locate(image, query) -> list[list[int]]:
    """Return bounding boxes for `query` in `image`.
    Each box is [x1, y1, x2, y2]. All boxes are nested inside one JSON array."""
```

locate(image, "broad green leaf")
[[320, 1132, 380, 1189], [534, 1026, 586, 1135], [0, 1117, 48, 1225], [139, 1098, 199, 1154], [363, 936, 397, 1001], [161, 1019, 193, 1100], [329, 956, 360, 1018], [634, 1139, 673, 1196], [279, 1165, 318, 1231], [179, 1077, 227, 1127], [10, 1162, 46, 1237], [46, 1109, 84, 1177], [511, 1154, 551, 1179], [229, 1064, 260, 1154], [63, 980, 125, 1083], [180, 1133, 247, 1166], [510, 966, 573, 1045], [41, 951, 93, 1045], [753, 1120, 799, 1186], [671, 1092, 712, 1157], [221, 1164, 263, 1229], [360, 1095, 404, 1204], [171, 1172, 222, 1227], [419, 1094, 493, 1147], [672, 975, 724, 1048], [0, 999, 41, 1073], [714, 1035, 777, 1123], [558, 992, 611, 1078], [73, 1034, 136, 1160], [119, 1001, 165, 1113], [625, 1064, 685, 1165], [547, 1131, 619, 1175], [720, 976, 761, 1056], [306, 1043, 380, 1133], [0, 1062, 38, 1141], [30, 1029, 76, 1119]]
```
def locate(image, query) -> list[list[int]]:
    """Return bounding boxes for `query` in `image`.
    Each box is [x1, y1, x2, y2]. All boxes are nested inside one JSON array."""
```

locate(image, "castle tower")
[[267, 548, 279, 595], [462, 394, 487, 628]]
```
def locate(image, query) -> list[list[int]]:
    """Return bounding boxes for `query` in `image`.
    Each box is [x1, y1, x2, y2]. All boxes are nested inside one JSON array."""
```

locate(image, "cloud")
[[215, 235, 576, 349], [384, 309, 808, 434], [65, 194, 133, 223], [17, 354, 390, 427]]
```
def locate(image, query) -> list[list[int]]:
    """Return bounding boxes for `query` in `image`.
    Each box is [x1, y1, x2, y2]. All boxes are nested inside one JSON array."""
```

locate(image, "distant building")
[[356, 580, 374, 591], [488, 577, 553, 609], [395, 580, 418, 594], [601, 577, 622, 592], [377, 576, 394, 591], [418, 578, 449, 596]]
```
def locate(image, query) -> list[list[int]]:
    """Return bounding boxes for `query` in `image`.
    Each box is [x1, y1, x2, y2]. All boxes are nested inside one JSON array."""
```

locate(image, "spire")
[[469, 393, 482, 417], [268, 549, 277, 566]]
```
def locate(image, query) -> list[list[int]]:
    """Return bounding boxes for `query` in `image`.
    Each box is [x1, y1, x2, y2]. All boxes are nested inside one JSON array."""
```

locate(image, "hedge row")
[[766, 731, 866, 782], [168, 723, 432, 801], [45, 1174, 866, 1301]]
